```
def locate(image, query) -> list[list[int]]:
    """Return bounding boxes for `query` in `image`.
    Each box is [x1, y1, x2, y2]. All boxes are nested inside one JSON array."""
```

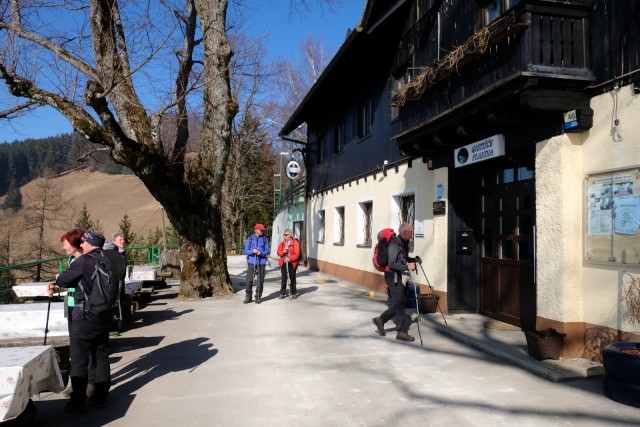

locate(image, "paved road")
[[33, 256, 639, 426]]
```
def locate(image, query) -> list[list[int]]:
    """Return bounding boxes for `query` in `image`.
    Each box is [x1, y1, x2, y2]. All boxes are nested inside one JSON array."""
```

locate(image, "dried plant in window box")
[[623, 273, 640, 326]]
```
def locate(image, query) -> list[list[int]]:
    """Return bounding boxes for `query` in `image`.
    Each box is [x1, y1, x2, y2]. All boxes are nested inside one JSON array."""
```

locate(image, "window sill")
[[333, 242, 344, 246], [356, 243, 372, 248]]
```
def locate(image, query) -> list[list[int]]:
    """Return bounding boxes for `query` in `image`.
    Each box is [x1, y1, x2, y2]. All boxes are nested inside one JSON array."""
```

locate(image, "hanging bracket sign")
[[285, 160, 301, 179]]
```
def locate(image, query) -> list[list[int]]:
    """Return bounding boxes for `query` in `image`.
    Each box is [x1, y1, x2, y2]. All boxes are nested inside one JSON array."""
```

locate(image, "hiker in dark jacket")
[[104, 231, 129, 333], [54, 229, 112, 413], [372, 223, 420, 342], [244, 223, 270, 304]]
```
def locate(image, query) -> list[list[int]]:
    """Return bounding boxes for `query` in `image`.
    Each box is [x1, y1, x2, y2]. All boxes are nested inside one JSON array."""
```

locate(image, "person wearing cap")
[[276, 229, 301, 299], [54, 229, 113, 413], [243, 223, 270, 304]]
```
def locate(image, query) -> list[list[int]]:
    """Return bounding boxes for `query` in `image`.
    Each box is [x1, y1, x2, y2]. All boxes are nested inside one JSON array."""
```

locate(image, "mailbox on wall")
[[456, 228, 474, 254]]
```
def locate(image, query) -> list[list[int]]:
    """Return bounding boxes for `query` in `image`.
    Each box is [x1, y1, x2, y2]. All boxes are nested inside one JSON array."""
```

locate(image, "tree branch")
[[0, 99, 41, 118], [0, 63, 110, 145], [0, 5, 98, 80]]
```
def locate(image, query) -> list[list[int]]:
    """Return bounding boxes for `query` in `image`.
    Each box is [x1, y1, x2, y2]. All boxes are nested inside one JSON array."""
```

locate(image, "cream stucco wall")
[[536, 82, 640, 332], [305, 161, 447, 293]]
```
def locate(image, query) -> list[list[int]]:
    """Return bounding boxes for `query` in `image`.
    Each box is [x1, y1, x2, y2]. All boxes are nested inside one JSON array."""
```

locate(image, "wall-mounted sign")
[[414, 221, 424, 237], [433, 201, 446, 216], [564, 110, 578, 130], [285, 160, 301, 179], [454, 134, 506, 168], [436, 183, 443, 200]]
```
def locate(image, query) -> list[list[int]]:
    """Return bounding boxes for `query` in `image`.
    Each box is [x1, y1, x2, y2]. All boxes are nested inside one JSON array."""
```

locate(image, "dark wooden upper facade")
[[281, 0, 640, 193]]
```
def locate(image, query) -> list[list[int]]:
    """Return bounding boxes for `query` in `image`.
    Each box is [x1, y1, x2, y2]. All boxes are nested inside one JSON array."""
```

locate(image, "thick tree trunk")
[[0, 0, 236, 298]]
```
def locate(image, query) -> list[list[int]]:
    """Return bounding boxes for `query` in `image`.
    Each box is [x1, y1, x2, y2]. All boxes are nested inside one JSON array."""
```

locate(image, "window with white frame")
[[392, 192, 416, 251], [317, 210, 325, 243], [334, 206, 345, 244], [357, 201, 373, 246]]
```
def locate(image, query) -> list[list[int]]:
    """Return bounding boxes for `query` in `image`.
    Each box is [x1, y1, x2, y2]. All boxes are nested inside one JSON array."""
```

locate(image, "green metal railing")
[[0, 244, 179, 301]]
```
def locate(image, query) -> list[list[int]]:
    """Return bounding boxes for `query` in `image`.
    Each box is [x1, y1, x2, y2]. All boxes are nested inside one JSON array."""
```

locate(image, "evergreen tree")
[[75, 203, 102, 232], [3, 180, 23, 211], [118, 213, 137, 245]]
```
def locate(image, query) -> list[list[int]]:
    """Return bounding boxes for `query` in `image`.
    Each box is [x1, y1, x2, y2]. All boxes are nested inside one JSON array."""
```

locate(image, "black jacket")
[[56, 248, 101, 321], [386, 237, 414, 272]]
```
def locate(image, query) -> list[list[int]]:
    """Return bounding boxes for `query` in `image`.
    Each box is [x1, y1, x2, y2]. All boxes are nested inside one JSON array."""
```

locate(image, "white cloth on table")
[[0, 345, 64, 421]]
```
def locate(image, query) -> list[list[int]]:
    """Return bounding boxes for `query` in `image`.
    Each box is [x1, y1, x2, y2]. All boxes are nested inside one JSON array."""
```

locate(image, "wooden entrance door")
[[479, 155, 536, 329]]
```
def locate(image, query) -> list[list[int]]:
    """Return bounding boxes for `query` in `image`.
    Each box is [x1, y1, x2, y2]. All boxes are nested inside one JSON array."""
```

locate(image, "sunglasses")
[[283, 233, 290, 236]]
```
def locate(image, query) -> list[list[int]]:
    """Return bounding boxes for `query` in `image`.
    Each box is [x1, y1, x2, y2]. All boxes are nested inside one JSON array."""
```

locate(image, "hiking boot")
[[64, 401, 87, 414], [396, 331, 415, 342], [279, 294, 286, 299], [89, 397, 107, 409], [255, 297, 262, 304], [372, 317, 386, 336], [243, 295, 252, 304]]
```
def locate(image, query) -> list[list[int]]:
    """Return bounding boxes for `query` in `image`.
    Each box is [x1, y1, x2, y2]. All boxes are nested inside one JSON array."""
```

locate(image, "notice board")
[[585, 166, 640, 264]]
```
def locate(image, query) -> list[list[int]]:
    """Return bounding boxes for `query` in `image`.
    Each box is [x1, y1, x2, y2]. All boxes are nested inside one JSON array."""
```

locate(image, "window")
[[316, 135, 325, 164], [392, 192, 415, 252], [334, 120, 344, 153], [401, 194, 415, 225], [357, 98, 373, 138], [317, 210, 325, 243], [357, 201, 373, 246], [476, 0, 521, 29], [334, 206, 345, 244]]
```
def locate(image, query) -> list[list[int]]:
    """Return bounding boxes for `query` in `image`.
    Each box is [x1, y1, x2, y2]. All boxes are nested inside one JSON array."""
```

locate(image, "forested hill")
[[0, 133, 131, 196]]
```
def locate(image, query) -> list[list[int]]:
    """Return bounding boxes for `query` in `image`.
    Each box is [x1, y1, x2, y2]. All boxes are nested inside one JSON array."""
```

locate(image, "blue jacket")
[[244, 234, 270, 265]]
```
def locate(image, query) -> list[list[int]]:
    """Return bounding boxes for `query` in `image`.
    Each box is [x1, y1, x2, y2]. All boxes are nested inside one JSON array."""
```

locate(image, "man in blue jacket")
[[244, 223, 270, 304]]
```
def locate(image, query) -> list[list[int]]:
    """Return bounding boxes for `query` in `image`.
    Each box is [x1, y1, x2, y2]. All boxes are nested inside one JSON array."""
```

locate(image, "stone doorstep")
[[421, 313, 604, 383]]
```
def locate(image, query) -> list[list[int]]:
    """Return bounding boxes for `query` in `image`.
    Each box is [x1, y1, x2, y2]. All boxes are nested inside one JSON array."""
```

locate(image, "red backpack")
[[373, 228, 397, 272]]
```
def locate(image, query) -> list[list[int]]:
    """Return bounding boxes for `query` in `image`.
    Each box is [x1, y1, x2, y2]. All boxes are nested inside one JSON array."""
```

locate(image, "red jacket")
[[277, 238, 301, 268]]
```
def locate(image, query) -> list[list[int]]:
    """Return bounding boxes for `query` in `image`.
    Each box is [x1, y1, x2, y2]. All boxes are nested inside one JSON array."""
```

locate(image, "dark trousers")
[[379, 271, 408, 333], [280, 263, 297, 295], [69, 318, 111, 405], [246, 263, 266, 297]]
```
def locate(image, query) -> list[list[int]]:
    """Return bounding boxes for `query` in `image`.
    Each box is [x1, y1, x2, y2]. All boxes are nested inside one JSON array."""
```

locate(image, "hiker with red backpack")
[[372, 223, 421, 342], [276, 229, 301, 299]]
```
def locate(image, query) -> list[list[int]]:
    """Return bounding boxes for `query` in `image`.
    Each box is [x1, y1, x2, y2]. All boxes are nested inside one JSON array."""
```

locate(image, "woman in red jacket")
[[277, 229, 301, 299]]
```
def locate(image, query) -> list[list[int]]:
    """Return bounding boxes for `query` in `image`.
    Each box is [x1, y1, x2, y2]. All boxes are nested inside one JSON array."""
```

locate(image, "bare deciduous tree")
[[0, 0, 235, 297], [0, 0, 340, 297], [22, 170, 68, 281]]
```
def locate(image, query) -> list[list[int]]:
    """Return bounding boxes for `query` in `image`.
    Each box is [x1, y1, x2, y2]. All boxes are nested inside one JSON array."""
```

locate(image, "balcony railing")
[[396, 1, 594, 133]]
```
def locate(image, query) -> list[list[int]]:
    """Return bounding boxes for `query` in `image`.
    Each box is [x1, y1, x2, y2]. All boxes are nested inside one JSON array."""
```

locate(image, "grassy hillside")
[[2, 170, 168, 248]]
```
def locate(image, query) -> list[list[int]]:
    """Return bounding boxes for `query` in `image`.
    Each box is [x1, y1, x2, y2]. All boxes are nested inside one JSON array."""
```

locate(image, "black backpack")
[[78, 250, 119, 318]]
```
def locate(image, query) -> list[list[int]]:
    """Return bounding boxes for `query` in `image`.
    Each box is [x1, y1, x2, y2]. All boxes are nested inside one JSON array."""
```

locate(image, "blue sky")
[[0, 0, 364, 143]]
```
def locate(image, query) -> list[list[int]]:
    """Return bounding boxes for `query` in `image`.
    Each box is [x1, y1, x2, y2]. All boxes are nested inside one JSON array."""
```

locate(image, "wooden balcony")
[[395, 1, 595, 142]]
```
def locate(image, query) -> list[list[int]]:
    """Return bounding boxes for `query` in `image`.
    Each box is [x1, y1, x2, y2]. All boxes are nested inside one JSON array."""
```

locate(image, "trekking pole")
[[117, 281, 124, 331], [44, 282, 54, 345], [408, 270, 423, 347], [417, 263, 447, 325], [286, 261, 292, 299]]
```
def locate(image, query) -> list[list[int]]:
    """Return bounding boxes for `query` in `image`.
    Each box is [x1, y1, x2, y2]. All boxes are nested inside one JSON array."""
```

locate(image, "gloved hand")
[[415, 255, 422, 264]]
